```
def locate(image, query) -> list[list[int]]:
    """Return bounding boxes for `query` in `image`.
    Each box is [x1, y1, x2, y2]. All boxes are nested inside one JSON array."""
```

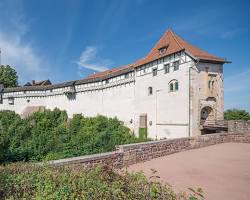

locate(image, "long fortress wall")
[[0, 29, 227, 139], [0, 52, 192, 139]]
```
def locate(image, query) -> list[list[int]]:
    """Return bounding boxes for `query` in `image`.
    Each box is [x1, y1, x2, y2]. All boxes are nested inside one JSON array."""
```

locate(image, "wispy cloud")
[[0, 33, 47, 80], [0, 0, 49, 84], [220, 28, 249, 39], [76, 46, 112, 73]]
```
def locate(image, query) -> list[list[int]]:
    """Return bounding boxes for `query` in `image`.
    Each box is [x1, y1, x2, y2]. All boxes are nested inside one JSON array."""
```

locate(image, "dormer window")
[[159, 48, 166, 54], [158, 44, 169, 55]]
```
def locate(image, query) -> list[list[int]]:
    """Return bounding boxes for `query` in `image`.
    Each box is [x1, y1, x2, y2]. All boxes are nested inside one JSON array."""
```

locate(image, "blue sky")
[[0, 0, 249, 111]]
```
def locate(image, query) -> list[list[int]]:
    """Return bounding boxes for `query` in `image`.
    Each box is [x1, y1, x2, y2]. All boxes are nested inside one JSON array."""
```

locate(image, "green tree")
[[0, 108, 147, 163], [224, 109, 250, 121], [0, 65, 18, 88]]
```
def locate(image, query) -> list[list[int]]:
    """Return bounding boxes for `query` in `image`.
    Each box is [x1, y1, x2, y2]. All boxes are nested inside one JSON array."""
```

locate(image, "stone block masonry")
[[49, 132, 250, 168], [228, 120, 250, 133]]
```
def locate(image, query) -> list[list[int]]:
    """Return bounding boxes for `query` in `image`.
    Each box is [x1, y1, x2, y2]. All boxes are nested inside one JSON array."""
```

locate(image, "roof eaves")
[[184, 50, 198, 61]]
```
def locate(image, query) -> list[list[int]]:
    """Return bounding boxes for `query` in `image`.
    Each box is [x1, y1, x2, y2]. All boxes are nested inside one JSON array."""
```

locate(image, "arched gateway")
[[200, 106, 215, 124]]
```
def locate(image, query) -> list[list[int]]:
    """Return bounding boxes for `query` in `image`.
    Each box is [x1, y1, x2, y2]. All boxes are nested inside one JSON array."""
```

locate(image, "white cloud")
[[76, 46, 112, 72], [0, 32, 49, 84], [0, 0, 49, 84]]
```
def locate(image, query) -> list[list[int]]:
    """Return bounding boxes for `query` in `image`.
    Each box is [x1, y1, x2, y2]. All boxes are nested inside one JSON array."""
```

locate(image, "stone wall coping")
[[117, 133, 226, 150], [48, 151, 119, 165], [229, 120, 250, 123]]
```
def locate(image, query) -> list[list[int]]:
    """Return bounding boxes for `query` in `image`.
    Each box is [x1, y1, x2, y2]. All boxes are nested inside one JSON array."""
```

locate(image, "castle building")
[[0, 29, 229, 139]]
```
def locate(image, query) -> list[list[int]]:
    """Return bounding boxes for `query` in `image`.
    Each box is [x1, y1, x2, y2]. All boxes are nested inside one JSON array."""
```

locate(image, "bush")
[[224, 109, 250, 121], [0, 109, 147, 163], [0, 163, 203, 200]]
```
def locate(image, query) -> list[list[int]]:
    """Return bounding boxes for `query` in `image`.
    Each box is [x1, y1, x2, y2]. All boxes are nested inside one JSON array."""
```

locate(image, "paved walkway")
[[128, 143, 250, 200]]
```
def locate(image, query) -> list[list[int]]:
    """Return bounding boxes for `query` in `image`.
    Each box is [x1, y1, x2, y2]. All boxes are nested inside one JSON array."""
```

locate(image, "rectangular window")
[[139, 114, 147, 128], [173, 60, 180, 71], [148, 87, 153, 95], [8, 97, 14, 105], [152, 68, 157, 76], [164, 64, 170, 73]]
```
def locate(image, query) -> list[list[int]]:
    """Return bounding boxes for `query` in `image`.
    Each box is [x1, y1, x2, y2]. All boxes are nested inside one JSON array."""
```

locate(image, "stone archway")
[[200, 106, 215, 124]]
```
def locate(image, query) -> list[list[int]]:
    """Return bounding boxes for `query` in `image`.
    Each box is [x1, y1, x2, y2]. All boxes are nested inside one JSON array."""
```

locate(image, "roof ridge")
[[169, 29, 184, 50]]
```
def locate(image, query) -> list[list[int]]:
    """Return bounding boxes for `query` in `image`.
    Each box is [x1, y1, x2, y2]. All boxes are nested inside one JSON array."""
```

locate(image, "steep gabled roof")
[[134, 29, 226, 67], [84, 29, 227, 79], [24, 80, 52, 87], [174, 32, 226, 63]]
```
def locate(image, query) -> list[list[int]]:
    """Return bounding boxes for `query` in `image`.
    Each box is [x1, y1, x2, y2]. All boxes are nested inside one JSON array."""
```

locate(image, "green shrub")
[[224, 109, 250, 121], [0, 109, 147, 163], [0, 163, 203, 200]]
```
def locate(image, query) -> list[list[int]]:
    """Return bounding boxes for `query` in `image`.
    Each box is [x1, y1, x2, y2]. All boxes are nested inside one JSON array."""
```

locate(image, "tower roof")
[[134, 28, 226, 67], [87, 28, 227, 79]]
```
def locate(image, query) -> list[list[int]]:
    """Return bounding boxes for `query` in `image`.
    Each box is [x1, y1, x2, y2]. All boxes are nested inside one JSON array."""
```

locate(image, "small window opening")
[[175, 82, 179, 91], [169, 83, 174, 92], [169, 80, 179, 92], [164, 64, 170, 74], [173, 60, 180, 71], [148, 87, 153, 95], [152, 68, 157, 76]]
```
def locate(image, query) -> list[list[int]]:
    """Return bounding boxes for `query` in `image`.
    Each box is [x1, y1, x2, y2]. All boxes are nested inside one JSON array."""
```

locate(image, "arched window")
[[169, 80, 179, 92], [175, 81, 178, 91]]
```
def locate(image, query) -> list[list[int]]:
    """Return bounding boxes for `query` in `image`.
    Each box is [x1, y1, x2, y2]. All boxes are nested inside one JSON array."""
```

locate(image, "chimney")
[[32, 80, 35, 85]]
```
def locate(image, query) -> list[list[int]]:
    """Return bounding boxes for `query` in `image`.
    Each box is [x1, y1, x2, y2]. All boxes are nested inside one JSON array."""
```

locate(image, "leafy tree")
[[0, 111, 30, 162], [0, 108, 146, 163], [0, 65, 18, 88], [224, 109, 250, 121]]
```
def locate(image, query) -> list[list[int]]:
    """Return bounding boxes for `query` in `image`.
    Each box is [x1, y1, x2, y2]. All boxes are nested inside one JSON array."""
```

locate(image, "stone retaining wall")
[[49, 133, 250, 168], [120, 133, 250, 166], [228, 121, 250, 133]]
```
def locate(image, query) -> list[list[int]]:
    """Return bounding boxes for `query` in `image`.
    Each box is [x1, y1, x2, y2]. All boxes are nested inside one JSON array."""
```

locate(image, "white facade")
[[0, 30, 227, 139]]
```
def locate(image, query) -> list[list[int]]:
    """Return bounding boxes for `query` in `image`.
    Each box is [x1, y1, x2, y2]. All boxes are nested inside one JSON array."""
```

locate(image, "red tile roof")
[[85, 64, 133, 79], [134, 29, 226, 66], [86, 29, 227, 79]]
